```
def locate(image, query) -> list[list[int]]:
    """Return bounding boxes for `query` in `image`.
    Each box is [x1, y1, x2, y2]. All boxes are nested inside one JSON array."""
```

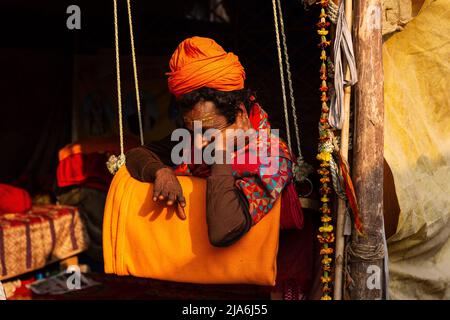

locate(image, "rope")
[[323, 132, 346, 199], [275, 0, 303, 160], [344, 237, 354, 290], [329, 156, 347, 199], [272, 0, 313, 185], [327, 0, 339, 24], [126, 0, 144, 146], [346, 241, 385, 262], [271, 0, 292, 151], [344, 238, 387, 295], [113, 0, 124, 157], [346, 241, 385, 293]]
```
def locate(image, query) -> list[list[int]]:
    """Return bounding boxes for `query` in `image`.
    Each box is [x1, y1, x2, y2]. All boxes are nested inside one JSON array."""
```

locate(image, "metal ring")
[[298, 177, 314, 198]]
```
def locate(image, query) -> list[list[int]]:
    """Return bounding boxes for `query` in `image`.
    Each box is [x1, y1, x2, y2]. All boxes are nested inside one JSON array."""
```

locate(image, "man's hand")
[[153, 167, 186, 220], [213, 109, 252, 153]]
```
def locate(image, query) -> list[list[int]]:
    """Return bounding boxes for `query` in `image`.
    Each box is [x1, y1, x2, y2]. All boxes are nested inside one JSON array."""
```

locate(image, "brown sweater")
[[125, 135, 252, 247]]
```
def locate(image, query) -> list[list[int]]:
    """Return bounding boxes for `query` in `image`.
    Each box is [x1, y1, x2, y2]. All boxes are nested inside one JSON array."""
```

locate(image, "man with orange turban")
[[126, 37, 302, 247]]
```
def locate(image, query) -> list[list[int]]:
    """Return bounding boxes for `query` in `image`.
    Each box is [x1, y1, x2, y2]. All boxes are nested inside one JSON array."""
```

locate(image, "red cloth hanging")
[[280, 182, 304, 229]]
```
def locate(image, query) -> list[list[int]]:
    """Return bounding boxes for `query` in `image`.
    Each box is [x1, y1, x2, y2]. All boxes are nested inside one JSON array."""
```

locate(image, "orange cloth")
[[167, 37, 246, 98], [103, 166, 280, 285]]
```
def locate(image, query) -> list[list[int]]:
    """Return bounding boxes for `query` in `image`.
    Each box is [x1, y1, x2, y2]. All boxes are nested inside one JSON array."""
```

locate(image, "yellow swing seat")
[[103, 166, 281, 285]]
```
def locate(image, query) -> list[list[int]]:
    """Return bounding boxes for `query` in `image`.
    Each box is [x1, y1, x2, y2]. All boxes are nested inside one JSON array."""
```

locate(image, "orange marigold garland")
[[316, 0, 334, 301]]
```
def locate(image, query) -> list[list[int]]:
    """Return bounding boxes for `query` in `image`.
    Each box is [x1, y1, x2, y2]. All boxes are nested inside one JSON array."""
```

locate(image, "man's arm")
[[125, 134, 176, 182], [206, 164, 252, 247]]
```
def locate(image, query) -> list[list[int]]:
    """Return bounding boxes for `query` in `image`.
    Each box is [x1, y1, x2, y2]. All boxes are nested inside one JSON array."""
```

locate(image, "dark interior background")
[[0, 0, 321, 194]]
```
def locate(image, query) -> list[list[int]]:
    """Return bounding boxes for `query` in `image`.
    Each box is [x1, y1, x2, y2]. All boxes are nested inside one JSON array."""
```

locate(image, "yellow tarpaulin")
[[383, 0, 450, 299]]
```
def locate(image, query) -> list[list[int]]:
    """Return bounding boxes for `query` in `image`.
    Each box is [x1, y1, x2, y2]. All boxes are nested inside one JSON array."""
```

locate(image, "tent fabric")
[[382, 0, 431, 36], [383, 0, 450, 299]]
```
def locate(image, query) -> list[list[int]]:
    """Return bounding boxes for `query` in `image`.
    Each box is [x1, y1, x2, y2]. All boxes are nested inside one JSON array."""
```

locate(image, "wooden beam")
[[348, 0, 386, 300]]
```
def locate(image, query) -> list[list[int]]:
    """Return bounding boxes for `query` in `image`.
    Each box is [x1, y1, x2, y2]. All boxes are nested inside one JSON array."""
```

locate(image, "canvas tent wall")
[[383, 0, 450, 299]]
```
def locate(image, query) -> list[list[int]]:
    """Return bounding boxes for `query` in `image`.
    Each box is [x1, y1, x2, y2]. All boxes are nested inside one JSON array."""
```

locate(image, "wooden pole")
[[348, 0, 386, 300], [333, 0, 353, 301]]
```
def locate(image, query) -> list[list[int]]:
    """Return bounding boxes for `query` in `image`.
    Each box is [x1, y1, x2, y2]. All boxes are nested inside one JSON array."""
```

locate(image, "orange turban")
[[167, 37, 246, 98]]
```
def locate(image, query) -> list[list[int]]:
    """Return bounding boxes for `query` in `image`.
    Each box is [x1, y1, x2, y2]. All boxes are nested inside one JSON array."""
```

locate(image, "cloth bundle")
[[0, 184, 32, 215]]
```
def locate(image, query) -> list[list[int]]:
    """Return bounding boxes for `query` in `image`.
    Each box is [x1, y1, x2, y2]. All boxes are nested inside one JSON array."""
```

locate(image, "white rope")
[[271, 0, 292, 151], [275, 0, 303, 160], [272, 0, 313, 186], [126, 0, 144, 146], [113, 0, 124, 157], [106, 0, 126, 175], [327, 0, 339, 24]]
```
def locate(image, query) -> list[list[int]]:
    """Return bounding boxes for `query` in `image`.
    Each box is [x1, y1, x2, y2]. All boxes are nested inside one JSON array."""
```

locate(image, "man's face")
[[182, 100, 252, 152], [182, 100, 229, 132]]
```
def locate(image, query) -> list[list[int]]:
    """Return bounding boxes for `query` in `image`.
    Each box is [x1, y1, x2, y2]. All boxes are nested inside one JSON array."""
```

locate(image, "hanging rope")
[[107, 0, 127, 175], [271, 0, 292, 152], [272, 0, 313, 187], [113, 0, 124, 157], [126, 0, 144, 146], [107, 0, 145, 174], [275, 0, 302, 159], [329, 156, 347, 199]]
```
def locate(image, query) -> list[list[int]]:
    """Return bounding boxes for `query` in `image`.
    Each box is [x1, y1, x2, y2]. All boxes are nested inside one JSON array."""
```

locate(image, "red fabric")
[[280, 182, 304, 229], [337, 150, 363, 234], [275, 210, 315, 298], [0, 184, 32, 214], [56, 153, 112, 191]]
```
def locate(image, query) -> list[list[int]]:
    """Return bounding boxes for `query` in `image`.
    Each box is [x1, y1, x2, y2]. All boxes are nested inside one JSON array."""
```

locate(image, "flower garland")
[[316, 0, 334, 301]]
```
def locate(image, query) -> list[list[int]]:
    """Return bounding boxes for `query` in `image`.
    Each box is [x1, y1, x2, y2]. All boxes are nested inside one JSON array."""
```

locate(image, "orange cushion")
[[103, 166, 281, 285]]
